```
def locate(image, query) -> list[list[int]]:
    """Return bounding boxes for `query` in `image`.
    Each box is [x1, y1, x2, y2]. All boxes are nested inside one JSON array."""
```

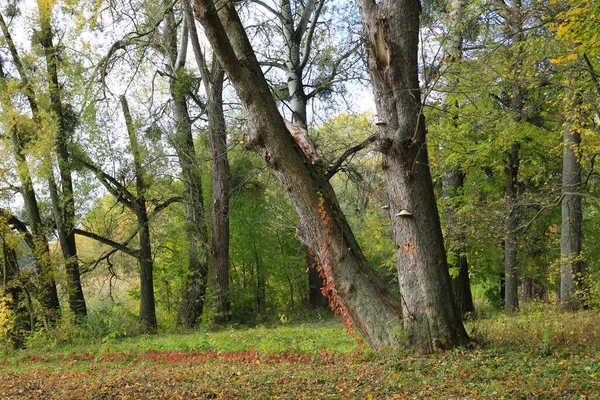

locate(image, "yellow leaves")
[[566, 53, 579, 61]]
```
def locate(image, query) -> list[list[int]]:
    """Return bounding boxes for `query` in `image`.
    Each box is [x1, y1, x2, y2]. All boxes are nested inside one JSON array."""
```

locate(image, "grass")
[[1, 305, 599, 399]]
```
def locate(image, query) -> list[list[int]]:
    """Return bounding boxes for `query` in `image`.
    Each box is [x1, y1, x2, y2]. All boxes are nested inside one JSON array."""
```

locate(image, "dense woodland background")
[[0, 0, 599, 355]]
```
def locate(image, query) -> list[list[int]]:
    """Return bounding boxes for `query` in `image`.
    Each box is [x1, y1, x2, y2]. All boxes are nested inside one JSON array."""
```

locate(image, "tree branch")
[[0, 208, 35, 251], [299, 0, 325, 70], [326, 134, 378, 179], [251, 0, 282, 20], [306, 41, 361, 100], [74, 228, 140, 258], [150, 196, 184, 217]]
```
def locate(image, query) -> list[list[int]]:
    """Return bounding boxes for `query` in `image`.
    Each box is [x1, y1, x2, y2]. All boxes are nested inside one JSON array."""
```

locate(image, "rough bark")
[[164, 5, 211, 329], [355, 0, 468, 352], [184, 1, 231, 325], [207, 71, 231, 325], [36, 0, 87, 318], [193, 0, 403, 351], [504, 142, 520, 313], [121, 96, 157, 333], [560, 96, 584, 310]]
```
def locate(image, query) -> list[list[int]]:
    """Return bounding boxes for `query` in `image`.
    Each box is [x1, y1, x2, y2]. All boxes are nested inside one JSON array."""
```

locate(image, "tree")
[[35, 0, 87, 319], [73, 96, 180, 333], [193, 0, 404, 351], [0, 23, 60, 320], [183, 0, 231, 325], [160, 1, 212, 328], [355, 0, 469, 350]]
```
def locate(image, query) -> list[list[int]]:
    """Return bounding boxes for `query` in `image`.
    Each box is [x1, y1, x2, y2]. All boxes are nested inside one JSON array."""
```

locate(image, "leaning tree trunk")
[[560, 90, 584, 310], [193, 0, 404, 351], [355, 0, 469, 352]]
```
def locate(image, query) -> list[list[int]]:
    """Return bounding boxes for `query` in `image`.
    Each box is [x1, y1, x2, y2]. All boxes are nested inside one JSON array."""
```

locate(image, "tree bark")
[[560, 90, 584, 309], [36, 0, 87, 318], [504, 142, 520, 313], [207, 69, 231, 325], [121, 96, 157, 333], [503, 0, 526, 314], [193, 0, 404, 351], [355, 0, 469, 352], [183, 1, 231, 325], [164, 5, 211, 329]]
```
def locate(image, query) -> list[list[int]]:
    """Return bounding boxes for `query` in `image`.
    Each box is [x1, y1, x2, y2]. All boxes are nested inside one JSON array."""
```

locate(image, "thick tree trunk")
[[193, 0, 404, 351], [37, 0, 87, 318], [207, 71, 231, 325], [174, 94, 211, 328], [355, 0, 468, 352], [163, 6, 211, 328], [560, 105, 584, 309], [182, 3, 231, 325], [121, 96, 157, 333], [504, 142, 520, 313]]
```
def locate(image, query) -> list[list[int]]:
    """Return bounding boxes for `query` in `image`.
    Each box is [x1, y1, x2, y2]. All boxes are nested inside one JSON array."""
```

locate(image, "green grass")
[[1, 306, 600, 399]]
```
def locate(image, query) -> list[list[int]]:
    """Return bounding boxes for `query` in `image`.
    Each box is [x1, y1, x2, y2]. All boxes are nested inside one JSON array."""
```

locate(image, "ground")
[[1, 308, 599, 399]]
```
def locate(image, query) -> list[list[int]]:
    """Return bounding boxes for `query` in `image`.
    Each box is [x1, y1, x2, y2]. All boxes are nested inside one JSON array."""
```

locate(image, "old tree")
[[192, 0, 467, 353]]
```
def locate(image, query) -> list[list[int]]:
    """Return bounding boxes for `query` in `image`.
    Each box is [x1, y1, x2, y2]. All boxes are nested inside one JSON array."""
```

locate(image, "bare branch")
[[299, 0, 325, 70], [326, 134, 378, 179], [74, 228, 140, 258]]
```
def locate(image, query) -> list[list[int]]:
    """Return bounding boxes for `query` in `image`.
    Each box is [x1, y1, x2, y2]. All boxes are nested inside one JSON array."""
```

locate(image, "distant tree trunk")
[[184, 1, 231, 325], [164, 6, 211, 329], [504, 142, 521, 313], [441, 0, 475, 319], [207, 68, 230, 325], [121, 96, 157, 333], [560, 87, 584, 309], [193, 0, 404, 351], [0, 16, 60, 321], [36, 0, 87, 318], [356, 0, 469, 352], [521, 278, 547, 303], [503, 0, 526, 314]]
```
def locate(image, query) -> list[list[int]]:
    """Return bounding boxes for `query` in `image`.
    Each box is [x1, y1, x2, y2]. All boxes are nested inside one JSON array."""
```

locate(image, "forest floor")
[[1, 306, 599, 399]]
